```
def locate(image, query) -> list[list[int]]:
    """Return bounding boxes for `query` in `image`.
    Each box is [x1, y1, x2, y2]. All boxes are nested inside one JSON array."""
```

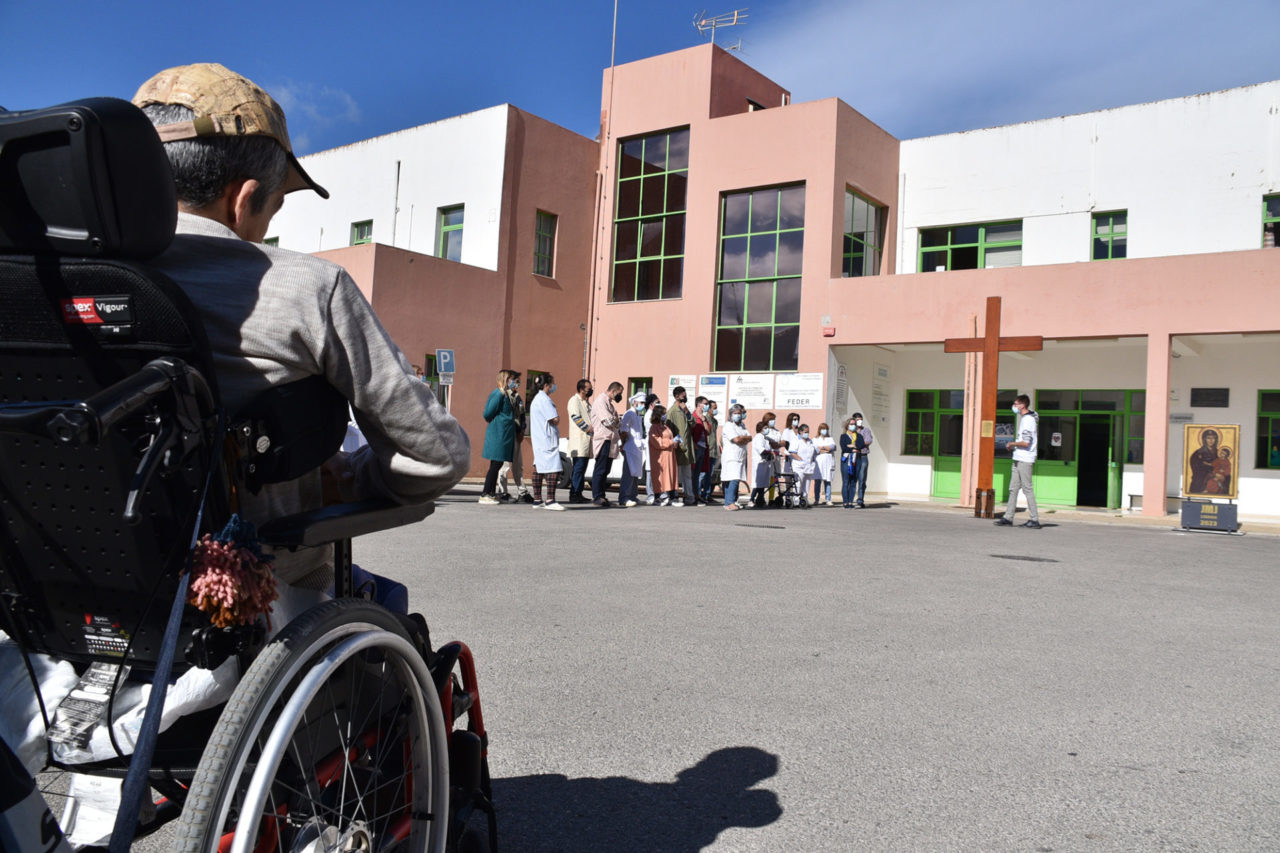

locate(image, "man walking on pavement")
[[995, 394, 1041, 529]]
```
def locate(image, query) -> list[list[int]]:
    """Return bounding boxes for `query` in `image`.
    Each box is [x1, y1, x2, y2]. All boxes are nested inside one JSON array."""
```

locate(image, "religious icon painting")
[[1182, 423, 1240, 500]]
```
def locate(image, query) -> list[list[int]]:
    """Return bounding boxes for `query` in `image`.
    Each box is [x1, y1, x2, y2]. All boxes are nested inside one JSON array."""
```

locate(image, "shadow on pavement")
[[491, 746, 782, 852]]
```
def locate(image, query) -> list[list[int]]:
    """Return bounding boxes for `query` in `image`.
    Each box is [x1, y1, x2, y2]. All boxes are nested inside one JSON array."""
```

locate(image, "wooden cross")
[[943, 296, 1043, 518]]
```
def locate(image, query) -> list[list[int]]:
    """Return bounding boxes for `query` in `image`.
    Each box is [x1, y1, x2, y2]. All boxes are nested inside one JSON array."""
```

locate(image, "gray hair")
[[141, 103, 288, 214]]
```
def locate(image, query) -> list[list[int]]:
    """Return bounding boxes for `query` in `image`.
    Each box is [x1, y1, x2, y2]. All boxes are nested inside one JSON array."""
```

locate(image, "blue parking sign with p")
[[435, 349, 455, 374]]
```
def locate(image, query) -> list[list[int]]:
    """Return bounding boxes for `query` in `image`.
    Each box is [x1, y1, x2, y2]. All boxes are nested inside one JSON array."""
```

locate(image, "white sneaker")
[[478, 495, 499, 505], [645, 496, 656, 505], [623, 500, 638, 508], [531, 501, 543, 509], [542, 501, 565, 511], [672, 498, 684, 507]]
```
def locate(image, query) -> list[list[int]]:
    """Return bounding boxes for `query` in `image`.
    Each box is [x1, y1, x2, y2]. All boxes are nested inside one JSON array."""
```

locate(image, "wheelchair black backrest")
[[0, 98, 229, 669]]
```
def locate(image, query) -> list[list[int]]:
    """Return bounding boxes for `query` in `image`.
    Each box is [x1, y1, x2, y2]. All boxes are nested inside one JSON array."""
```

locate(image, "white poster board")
[[698, 375, 729, 410], [871, 362, 891, 428], [668, 375, 697, 403], [774, 373, 824, 409], [835, 365, 849, 417], [730, 374, 773, 409]]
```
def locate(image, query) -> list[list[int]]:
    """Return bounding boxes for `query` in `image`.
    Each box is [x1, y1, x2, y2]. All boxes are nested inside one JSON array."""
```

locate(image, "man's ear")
[[228, 179, 262, 232]]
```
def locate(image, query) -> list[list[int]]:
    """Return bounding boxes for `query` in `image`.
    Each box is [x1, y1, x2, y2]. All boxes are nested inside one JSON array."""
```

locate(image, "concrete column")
[[1142, 332, 1171, 518]]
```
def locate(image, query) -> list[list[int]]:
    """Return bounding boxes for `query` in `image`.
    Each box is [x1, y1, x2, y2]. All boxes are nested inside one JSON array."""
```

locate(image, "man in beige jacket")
[[567, 379, 594, 503]]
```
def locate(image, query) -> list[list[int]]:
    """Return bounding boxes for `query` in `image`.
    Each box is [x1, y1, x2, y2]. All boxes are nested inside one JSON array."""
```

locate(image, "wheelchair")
[[0, 97, 496, 852]]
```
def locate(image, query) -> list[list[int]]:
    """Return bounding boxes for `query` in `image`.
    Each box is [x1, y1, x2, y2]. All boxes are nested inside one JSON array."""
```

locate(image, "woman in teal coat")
[[479, 369, 520, 504]]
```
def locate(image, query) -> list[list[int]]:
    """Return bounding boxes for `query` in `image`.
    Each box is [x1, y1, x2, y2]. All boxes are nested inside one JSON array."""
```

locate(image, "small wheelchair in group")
[[0, 98, 496, 852]]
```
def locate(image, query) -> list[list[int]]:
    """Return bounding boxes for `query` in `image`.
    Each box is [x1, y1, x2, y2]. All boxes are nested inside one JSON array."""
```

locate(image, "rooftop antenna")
[[693, 8, 748, 46]]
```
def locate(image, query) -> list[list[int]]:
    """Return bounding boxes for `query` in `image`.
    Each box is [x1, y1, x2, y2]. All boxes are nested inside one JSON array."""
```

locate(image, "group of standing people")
[[477, 370, 876, 511]]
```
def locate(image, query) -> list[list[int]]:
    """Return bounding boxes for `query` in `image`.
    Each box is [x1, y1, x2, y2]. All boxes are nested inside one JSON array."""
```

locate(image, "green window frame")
[[919, 221, 1022, 272], [1036, 389, 1146, 463], [610, 128, 689, 302], [712, 184, 805, 373], [438, 205, 464, 262], [1092, 211, 1127, 260], [1264, 195, 1279, 249], [534, 211, 557, 276], [262, 236, 279, 247], [350, 220, 373, 246], [843, 190, 885, 276], [903, 389, 1017, 457], [628, 377, 652, 400], [1257, 390, 1280, 468]]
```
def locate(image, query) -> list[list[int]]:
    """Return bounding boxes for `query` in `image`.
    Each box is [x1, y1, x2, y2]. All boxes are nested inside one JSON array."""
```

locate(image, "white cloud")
[[269, 81, 363, 152], [746, 0, 1278, 138]]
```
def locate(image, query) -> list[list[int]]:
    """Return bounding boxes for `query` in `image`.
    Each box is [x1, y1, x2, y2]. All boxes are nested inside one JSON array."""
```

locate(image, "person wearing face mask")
[[588, 381, 624, 506], [528, 373, 565, 510], [749, 420, 774, 508], [692, 396, 713, 506], [497, 379, 534, 504], [642, 393, 661, 503], [647, 404, 679, 506], [667, 386, 697, 505], [719, 404, 751, 510], [838, 416, 861, 508], [788, 424, 817, 508], [479, 368, 521, 504], [780, 413, 802, 477], [567, 379, 594, 503], [813, 422, 837, 506], [994, 394, 1040, 529], [761, 412, 784, 506], [850, 411, 874, 508], [706, 400, 721, 501], [618, 392, 648, 507]]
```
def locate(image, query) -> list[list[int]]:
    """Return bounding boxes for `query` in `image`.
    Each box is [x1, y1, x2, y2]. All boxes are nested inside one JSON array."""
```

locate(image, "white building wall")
[[267, 106, 510, 270], [897, 81, 1280, 273]]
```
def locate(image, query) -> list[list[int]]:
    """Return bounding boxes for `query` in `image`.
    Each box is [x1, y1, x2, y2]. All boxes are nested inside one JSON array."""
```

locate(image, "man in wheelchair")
[[0, 65, 493, 852]]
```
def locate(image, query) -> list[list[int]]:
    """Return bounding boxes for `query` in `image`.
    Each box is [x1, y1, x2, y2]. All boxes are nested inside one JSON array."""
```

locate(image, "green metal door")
[[933, 456, 961, 499], [1033, 414, 1077, 505], [1107, 414, 1124, 509]]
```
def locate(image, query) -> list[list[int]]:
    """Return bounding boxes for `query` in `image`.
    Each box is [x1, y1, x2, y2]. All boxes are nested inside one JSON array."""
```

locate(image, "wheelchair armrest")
[[258, 499, 434, 548]]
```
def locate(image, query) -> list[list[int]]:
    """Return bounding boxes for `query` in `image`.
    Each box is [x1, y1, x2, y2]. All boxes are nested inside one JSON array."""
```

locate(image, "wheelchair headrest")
[[0, 97, 177, 260]]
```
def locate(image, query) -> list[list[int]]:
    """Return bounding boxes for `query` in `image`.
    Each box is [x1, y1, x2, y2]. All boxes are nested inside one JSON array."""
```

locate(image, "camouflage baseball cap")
[[132, 63, 329, 199]]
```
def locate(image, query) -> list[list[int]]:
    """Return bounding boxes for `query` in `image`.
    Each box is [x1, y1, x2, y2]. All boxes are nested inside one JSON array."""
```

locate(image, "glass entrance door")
[[1034, 414, 1077, 505]]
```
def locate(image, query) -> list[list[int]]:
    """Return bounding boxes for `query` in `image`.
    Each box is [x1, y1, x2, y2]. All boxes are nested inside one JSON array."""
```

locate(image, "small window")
[[350, 220, 373, 246], [1263, 195, 1280, 249], [1258, 390, 1280, 468], [262, 236, 279, 247], [438, 205, 464, 262], [843, 190, 886, 277], [747, 99, 765, 112], [918, 221, 1022, 272], [1092, 211, 1127, 260], [627, 377, 652, 400], [534, 211, 557, 276]]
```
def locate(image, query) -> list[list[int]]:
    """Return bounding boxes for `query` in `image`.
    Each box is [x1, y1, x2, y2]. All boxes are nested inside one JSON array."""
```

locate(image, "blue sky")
[[3, 0, 1276, 154]]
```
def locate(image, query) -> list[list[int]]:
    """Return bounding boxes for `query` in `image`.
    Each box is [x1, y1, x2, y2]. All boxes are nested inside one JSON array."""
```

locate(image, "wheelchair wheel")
[[172, 599, 450, 852]]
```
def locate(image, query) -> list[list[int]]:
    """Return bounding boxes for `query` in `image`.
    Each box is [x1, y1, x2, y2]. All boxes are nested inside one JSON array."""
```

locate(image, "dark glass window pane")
[[1093, 237, 1109, 260], [1112, 212, 1127, 230], [720, 236, 748, 280], [1130, 391, 1146, 411], [778, 186, 805, 230], [777, 230, 804, 277], [773, 325, 799, 371], [907, 391, 933, 409], [954, 225, 980, 243], [743, 327, 773, 370], [442, 207, 464, 227], [843, 235, 854, 254], [1260, 392, 1280, 413], [1127, 438, 1144, 464], [715, 328, 743, 372], [718, 282, 745, 325], [640, 220, 664, 257], [941, 390, 965, 409], [938, 413, 964, 456], [996, 390, 1017, 408], [1037, 390, 1079, 410], [1112, 239, 1126, 259], [620, 140, 644, 179], [921, 250, 947, 271], [750, 190, 778, 233], [950, 245, 978, 269], [1128, 414, 1145, 439], [1038, 416, 1076, 462], [723, 194, 750, 235], [641, 175, 666, 217], [664, 214, 686, 256], [617, 179, 641, 219], [747, 281, 774, 324], [904, 434, 920, 454], [748, 234, 776, 279], [637, 260, 662, 300], [842, 254, 855, 277], [774, 279, 801, 324], [920, 434, 935, 455], [906, 411, 920, 431], [920, 228, 948, 248], [667, 129, 690, 170], [443, 230, 463, 262], [612, 262, 636, 302], [666, 173, 687, 212], [614, 221, 638, 261], [661, 258, 682, 298], [643, 135, 667, 173], [920, 412, 935, 432], [1081, 390, 1125, 411]]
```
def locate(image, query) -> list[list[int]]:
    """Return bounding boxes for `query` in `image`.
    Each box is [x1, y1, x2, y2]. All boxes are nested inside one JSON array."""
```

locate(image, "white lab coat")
[[529, 391, 562, 473], [619, 407, 646, 472]]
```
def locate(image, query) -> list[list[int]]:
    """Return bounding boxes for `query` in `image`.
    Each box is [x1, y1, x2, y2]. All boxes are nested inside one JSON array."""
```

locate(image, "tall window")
[[713, 185, 805, 373], [843, 190, 885, 276], [611, 128, 689, 302], [1258, 391, 1280, 468], [438, 205, 464, 262], [919, 221, 1022, 271], [1092, 211, 1127, 260], [534, 211, 557, 276], [1264, 195, 1279, 249], [350, 220, 373, 246]]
